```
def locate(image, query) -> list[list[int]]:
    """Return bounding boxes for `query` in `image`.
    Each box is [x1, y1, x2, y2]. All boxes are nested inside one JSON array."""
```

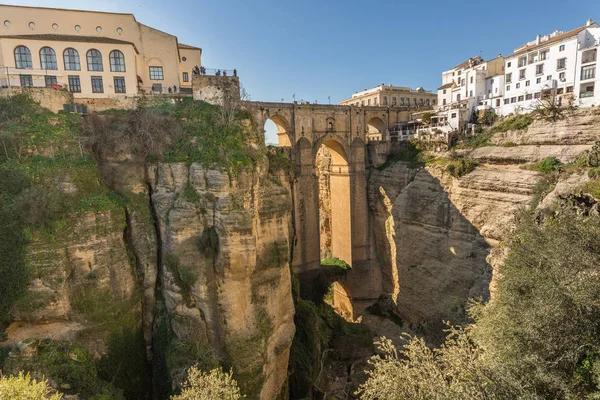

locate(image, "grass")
[[528, 157, 563, 174], [429, 156, 479, 178], [489, 113, 533, 134], [377, 141, 425, 170]]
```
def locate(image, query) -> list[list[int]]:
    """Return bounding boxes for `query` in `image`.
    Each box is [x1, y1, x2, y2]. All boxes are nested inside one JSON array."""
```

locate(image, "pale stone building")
[[502, 19, 600, 115], [339, 84, 437, 108], [0, 4, 201, 98], [436, 55, 505, 131]]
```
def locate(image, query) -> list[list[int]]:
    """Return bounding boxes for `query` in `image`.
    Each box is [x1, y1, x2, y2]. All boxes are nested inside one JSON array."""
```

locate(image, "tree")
[[170, 366, 242, 400], [531, 89, 575, 122], [0, 372, 63, 400], [421, 112, 436, 125]]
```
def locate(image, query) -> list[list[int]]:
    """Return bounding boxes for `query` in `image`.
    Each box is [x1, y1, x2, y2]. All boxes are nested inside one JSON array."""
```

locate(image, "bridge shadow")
[[366, 158, 492, 343]]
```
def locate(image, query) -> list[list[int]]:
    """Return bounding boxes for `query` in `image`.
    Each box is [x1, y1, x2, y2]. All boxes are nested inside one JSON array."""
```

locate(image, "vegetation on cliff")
[[359, 188, 600, 399], [0, 372, 63, 400]]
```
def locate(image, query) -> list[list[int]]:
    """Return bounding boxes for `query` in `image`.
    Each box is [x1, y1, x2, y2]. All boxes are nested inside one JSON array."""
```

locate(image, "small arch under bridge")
[[243, 101, 430, 300]]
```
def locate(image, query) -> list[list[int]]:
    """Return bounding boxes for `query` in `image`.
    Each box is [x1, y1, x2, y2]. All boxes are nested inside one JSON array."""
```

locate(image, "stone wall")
[[192, 75, 241, 105], [0, 87, 73, 113], [74, 95, 179, 112]]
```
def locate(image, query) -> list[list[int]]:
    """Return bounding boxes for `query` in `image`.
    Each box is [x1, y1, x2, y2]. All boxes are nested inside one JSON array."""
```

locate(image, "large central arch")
[[316, 139, 352, 265]]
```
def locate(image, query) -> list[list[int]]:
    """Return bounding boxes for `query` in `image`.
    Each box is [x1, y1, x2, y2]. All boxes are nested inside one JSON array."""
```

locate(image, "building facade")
[[502, 20, 600, 115], [339, 84, 437, 108], [436, 55, 505, 131], [0, 4, 201, 98]]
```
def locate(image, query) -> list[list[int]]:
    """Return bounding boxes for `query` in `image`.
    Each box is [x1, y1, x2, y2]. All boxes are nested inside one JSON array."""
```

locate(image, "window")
[[506, 73, 512, 83], [367, 99, 371, 106], [151, 83, 163, 93], [470, 76, 473, 83], [559, 44, 565, 52], [182, 57, 187, 62], [45, 75, 57, 88], [496, 99, 501, 107], [566, 86, 574, 93], [519, 69, 526, 80], [507, 61, 512, 68], [19, 75, 33, 87], [581, 65, 596, 80], [526, 94, 533, 100], [456, 94, 461, 101], [451, 113, 457, 118], [469, 90, 473, 97], [383, 96, 388, 105], [526, 80, 530, 87], [68, 75, 81, 92], [109, 50, 126, 72], [540, 49, 549, 60], [39, 47, 57, 70], [536, 64, 544, 75], [518, 95, 524, 102], [443, 89, 447, 94], [506, 85, 510, 91], [392, 96, 397, 105], [511, 97, 516, 103], [534, 92, 541, 99], [14, 46, 32, 69], [461, 79, 465, 86], [183, 72, 189, 82], [557, 88, 564, 94], [91, 76, 103, 93], [114, 77, 126, 93], [442, 99, 446, 105], [149, 66, 163, 80], [63, 48, 80, 70], [458, 70, 461, 75], [547, 75, 552, 81], [518, 56, 527, 68], [536, 77, 542, 84], [86, 49, 103, 71], [559, 72, 565, 81], [557, 58, 566, 70], [528, 52, 537, 64], [516, 83, 520, 89]]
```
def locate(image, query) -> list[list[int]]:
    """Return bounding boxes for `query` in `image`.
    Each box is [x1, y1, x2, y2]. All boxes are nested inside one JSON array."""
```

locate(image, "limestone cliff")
[[367, 109, 599, 335]]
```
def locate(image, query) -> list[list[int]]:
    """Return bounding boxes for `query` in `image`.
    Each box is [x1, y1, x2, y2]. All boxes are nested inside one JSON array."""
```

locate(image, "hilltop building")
[[0, 4, 201, 98], [339, 84, 437, 108], [436, 55, 505, 131], [502, 19, 600, 115]]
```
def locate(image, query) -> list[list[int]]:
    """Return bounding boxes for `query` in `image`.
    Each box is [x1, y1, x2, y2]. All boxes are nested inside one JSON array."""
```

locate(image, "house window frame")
[[86, 49, 103, 72], [91, 76, 104, 93], [183, 72, 189, 82], [109, 50, 126, 72], [19, 74, 33, 87], [149, 66, 164, 80], [63, 48, 81, 71], [39, 47, 57, 70], [14, 46, 33, 69], [114, 77, 126, 93], [68, 75, 81, 93], [45, 75, 57, 88]]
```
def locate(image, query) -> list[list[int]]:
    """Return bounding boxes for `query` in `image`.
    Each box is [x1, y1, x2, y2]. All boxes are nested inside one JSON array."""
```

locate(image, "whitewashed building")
[[502, 19, 600, 115], [435, 55, 505, 131]]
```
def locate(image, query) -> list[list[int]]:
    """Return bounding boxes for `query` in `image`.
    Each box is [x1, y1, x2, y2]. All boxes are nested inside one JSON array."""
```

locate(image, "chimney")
[[586, 19, 593, 27], [536, 34, 541, 44]]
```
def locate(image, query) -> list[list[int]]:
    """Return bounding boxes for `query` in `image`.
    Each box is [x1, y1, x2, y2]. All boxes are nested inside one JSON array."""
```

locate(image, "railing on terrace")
[[580, 91, 595, 98], [194, 68, 238, 77]]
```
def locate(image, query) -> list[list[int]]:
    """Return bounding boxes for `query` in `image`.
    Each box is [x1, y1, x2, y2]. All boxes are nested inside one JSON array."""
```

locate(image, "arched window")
[[39, 47, 57, 70], [63, 48, 80, 71], [14, 46, 32, 69], [86, 49, 103, 71], [109, 50, 125, 72]]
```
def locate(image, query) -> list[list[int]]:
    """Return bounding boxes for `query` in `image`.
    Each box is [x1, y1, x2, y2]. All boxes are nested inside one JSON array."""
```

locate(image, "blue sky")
[[4, 0, 599, 143]]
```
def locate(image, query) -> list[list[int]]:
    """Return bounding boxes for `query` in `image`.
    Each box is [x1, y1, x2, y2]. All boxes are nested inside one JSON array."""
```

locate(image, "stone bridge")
[[243, 101, 429, 300]]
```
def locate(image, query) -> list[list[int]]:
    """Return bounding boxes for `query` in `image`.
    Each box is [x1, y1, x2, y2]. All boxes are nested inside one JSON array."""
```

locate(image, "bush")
[[445, 157, 478, 178], [13, 186, 65, 227], [0, 372, 63, 400], [489, 113, 533, 133], [171, 366, 242, 400], [530, 157, 562, 173], [377, 141, 424, 170], [320, 257, 351, 271]]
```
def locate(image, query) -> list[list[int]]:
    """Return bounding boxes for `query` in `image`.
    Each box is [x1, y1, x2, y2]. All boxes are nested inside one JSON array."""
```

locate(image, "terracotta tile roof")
[[0, 34, 135, 47], [178, 43, 201, 50], [509, 25, 589, 57], [438, 82, 455, 90], [452, 56, 484, 70]]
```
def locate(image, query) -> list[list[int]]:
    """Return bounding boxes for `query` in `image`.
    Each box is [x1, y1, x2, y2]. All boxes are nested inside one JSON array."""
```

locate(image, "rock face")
[[149, 162, 295, 399], [367, 110, 600, 333]]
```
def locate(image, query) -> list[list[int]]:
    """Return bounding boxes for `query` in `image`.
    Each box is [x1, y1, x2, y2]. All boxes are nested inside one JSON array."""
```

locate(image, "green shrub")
[[0, 372, 63, 400], [320, 257, 351, 271], [170, 366, 242, 400], [165, 255, 198, 307], [445, 157, 478, 177], [377, 141, 424, 170], [13, 186, 65, 227], [197, 226, 219, 259], [530, 157, 562, 173], [489, 113, 533, 133]]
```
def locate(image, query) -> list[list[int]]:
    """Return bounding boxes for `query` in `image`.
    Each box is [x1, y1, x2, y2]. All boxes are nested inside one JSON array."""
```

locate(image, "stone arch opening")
[[316, 139, 352, 266], [264, 115, 291, 147], [325, 281, 353, 321], [367, 117, 386, 141]]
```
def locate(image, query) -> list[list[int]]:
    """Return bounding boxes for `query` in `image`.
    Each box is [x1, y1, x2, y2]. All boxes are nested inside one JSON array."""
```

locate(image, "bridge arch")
[[265, 114, 292, 147], [367, 116, 387, 141], [315, 137, 352, 266], [327, 281, 353, 321]]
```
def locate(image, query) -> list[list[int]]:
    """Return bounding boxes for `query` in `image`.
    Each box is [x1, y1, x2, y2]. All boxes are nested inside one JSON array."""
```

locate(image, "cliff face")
[[149, 162, 294, 399], [367, 110, 599, 333]]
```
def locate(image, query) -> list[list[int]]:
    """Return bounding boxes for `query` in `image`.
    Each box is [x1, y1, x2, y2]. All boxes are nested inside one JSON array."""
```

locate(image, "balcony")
[[582, 49, 597, 64], [581, 91, 595, 98]]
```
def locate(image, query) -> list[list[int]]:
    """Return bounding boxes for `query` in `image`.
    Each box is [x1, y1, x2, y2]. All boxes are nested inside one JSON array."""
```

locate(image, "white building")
[[502, 19, 600, 115], [436, 55, 505, 131]]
